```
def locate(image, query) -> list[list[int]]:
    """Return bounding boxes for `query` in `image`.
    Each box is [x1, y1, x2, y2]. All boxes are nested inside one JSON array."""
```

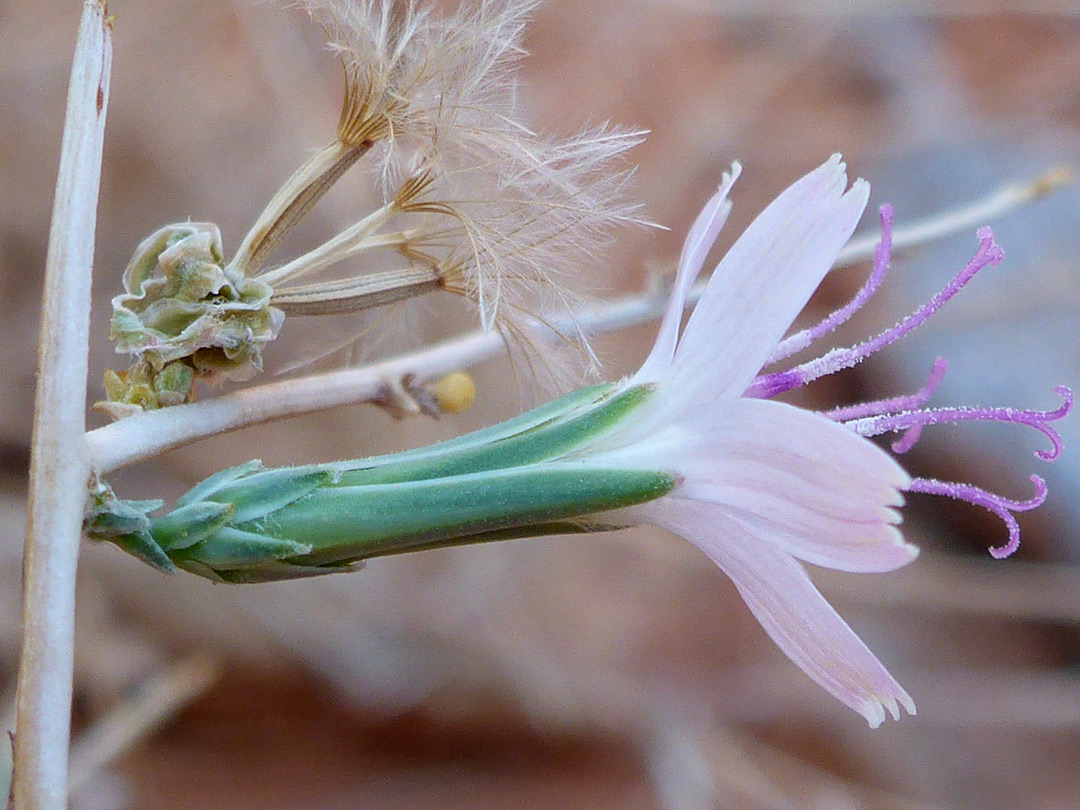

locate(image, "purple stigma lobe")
[[845, 386, 1072, 461], [824, 357, 947, 423], [907, 475, 1048, 559], [891, 425, 923, 455], [749, 227, 1004, 399], [767, 204, 895, 365]]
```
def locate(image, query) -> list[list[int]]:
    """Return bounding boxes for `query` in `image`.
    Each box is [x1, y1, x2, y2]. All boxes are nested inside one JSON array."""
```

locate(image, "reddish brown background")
[[3, 2, 1080, 808]]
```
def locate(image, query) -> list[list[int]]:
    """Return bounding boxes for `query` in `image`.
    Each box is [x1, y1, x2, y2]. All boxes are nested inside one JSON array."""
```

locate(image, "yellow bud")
[[432, 372, 476, 414]]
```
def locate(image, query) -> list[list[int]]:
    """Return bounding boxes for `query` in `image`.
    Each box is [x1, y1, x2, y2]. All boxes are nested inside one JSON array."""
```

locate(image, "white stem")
[[15, 4, 111, 810], [88, 329, 504, 473], [85, 167, 1067, 475], [836, 166, 1072, 267]]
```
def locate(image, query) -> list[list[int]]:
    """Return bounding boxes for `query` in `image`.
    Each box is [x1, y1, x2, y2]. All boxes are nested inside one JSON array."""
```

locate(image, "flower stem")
[[15, 3, 111, 809], [87, 329, 506, 474]]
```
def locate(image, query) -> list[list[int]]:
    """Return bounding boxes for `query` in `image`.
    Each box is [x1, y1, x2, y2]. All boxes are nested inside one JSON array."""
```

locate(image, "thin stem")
[[84, 166, 1068, 475], [15, 3, 111, 809], [835, 165, 1072, 267], [88, 329, 505, 473]]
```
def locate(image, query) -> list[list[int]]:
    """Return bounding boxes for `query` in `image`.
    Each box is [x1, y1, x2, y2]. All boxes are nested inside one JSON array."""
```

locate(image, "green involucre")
[[87, 382, 675, 583], [224, 466, 675, 567], [330, 382, 651, 485]]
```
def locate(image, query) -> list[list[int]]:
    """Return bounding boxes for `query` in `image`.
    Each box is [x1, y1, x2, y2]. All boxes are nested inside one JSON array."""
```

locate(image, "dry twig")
[[15, 4, 112, 808]]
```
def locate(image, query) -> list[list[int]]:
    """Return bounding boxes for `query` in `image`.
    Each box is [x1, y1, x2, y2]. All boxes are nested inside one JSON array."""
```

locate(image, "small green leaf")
[[112, 531, 177, 574], [175, 527, 312, 569], [208, 559, 361, 584], [174, 460, 264, 508], [205, 468, 334, 523], [84, 495, 163, 539], [150, 501, 234, 551]]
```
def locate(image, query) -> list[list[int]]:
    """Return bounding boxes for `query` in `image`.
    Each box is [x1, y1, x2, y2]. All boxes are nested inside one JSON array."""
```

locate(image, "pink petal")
[[644, 499, 915, 727], [600, 398, 915, 573], [635, 164, 741, 383], [670, 154, 869, 405]]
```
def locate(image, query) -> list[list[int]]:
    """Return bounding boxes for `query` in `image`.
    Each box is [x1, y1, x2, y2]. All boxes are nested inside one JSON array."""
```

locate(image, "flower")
[[577, 154, 1069, 726], [583, 156, 920, 727], [88, 155, 1069, 729]]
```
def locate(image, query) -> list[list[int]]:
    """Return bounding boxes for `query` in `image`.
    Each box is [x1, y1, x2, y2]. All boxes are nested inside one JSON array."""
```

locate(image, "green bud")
[[152, 362, 195, 407], [246, 466, 676, 568]]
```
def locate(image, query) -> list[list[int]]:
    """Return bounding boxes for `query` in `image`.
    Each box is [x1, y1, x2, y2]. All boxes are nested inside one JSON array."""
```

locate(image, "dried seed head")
[[251, 2, 648, 387], [98, 224, 284, 417], [303, 0, 539, 159], [100, 0, 646, 417], [283, 1, 648, 332]]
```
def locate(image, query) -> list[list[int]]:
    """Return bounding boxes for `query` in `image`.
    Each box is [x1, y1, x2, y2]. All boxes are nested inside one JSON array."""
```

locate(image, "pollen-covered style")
[[88, 155, 1069, 728]]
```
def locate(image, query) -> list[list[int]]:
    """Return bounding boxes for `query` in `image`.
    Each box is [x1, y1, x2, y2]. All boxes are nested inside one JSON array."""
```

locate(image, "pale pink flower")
[[580, 154, 1069, 726]]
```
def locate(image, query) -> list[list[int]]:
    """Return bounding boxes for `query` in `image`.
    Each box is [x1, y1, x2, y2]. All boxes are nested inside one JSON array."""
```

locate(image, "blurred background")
[[3, 0, 1080, 807]]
